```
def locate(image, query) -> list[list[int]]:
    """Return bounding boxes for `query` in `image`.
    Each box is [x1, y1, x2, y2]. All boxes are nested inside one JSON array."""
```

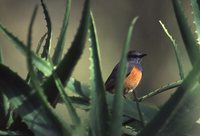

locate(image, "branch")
[[138, 80, 183, 102]]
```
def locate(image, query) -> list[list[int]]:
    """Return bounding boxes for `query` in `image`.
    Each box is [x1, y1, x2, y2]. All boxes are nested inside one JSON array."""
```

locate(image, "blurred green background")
[[0, 0, 191, 108]]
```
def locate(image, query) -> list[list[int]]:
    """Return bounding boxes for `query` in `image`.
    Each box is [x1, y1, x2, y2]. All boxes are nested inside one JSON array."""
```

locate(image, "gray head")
[[127, 50, 147, 63]]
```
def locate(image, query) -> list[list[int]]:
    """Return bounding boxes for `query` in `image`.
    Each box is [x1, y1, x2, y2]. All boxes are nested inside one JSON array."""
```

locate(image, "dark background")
[[0, 0, 191, 108]]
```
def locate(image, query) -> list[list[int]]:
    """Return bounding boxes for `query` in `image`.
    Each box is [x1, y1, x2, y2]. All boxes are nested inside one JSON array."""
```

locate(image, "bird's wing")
[[126, 63, 135, 77], [105, 63, 119, 91], [105, 62, 136, 91]]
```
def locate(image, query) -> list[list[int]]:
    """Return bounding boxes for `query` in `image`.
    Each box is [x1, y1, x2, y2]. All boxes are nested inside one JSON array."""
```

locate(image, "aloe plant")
[[1, 0, 199, 135]]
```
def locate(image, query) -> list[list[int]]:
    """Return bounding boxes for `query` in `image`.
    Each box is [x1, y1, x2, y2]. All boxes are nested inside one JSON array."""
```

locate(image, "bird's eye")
[[132, 54, 139, 58], [127, 54, 139, 58]]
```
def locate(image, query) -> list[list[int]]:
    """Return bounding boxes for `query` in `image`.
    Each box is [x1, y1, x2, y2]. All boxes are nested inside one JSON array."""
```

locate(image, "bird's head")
[[127, 50, 147, 63]]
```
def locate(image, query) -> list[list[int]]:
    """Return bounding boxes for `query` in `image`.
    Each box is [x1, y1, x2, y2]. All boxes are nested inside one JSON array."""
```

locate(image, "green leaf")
[[172, 0, 200, 65], [0, 91, 10, 130], [25, 5, 39, 83], [66, 79, 157, 123], [54, 75, 86, 136], [43, 0, 90, 107], [110, 17, 138, 136], [106, 93, 158, 124], [0, 64, 71, 135], [40, 0, 52, 60], [157, 84, 200, 136], [65, 85, 158, 124], [0, 47, 3, 64], [27, 5, 38, 48], [36, 33, 47, 55], [52, 71, 80, 125], [89, 12, 110, 136], [122, 126, 138, 136], [190, 0, 200, 46], [27, 6, 71, 135], [52, 0, 71, 65], [66, 79, 158, 124], [137, 46, 200, 135], [0, 130, 19, 136], [66, 78, 90, 98], [0, 45, 8, 130], [27, 5, 71, 135], [159, 21, 184, 79], [0, 24, 52, 76], [69, 96, 90, 110]]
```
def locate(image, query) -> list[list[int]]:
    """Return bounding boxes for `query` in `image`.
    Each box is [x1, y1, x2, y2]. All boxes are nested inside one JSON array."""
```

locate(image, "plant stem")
[[133, 91, 145, 127], [138, 80, 183, 102]]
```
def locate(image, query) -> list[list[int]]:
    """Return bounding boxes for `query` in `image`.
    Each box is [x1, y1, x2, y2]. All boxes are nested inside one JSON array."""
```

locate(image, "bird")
[[105, 50, 146, 95]]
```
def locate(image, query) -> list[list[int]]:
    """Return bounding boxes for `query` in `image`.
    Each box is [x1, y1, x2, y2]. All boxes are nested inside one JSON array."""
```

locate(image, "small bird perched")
[[105, 50, 146, 95]]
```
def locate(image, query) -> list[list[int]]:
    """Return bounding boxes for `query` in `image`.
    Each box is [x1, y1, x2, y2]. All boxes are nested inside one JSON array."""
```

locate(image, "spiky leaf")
[[0, 64, 70, 135], [43, 0, 90, 107], [66, 78, 90, 98], [110, 17, 138, 136], [138, 55, 200, 136], [52, 0, 71, 65], [172, 0, 200, 65], [0, 47, 3, 64], [159, 21, 184, 79], [40, 0, 52, 60], [190, 0, 200, 46], [0, 24, 52, 76], [89, 12, 109, 136], [52, 72, 80, 125]]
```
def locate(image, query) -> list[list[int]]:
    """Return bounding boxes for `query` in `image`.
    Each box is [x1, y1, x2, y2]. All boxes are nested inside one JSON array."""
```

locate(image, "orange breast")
[[124, 66, 142, 92]]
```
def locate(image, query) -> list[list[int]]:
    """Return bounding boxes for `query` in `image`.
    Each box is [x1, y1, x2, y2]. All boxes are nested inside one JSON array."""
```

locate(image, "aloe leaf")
[[110, 17, 138, 136], [138, 80, 183, 102], [172, 0, 200, 65], [66, 80, 158, 124], [106, 93, 158, 124], [40, 0, 52, 60], [69, 96, 90, 108], [52, 0, 71, 65], [27, 18, 71, 134], [0, 130, 19, 136], [0, 24, 52, 76], [66, 78, 90, 98], [25, 5, 70, 135], [64, 86, 158, 123], [190, 0, 200, 46], [0, 64, 71, 135], [158, 84, 200, 136], [89, 12, 109, 136], [52, 71, 80, 125], [43, 0, 90, 107], [159, 21, 184, 79], [36, 33, 47, 55], [136, 2, 200, 135], [27, 5, 38, 48], [51, 74, 86, 136], [0, 47, 11, 128], [66, 79, 157, 123], [122, 126, 138, 136], [138, 56, 200, 136], [0, 91, 10, 130], [1, 5, 70, 135], [0, 47, 3, 64], [25, 5, 39, 82]]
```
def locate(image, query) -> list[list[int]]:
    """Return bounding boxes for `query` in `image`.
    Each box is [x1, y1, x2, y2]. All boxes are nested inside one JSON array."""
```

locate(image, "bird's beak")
[[140, 53, 147, 58]]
